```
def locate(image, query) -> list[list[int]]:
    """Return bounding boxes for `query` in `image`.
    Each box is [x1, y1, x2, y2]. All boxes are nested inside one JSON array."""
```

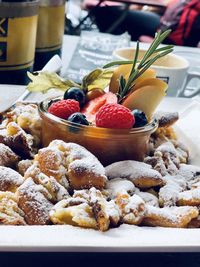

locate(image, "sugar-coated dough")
[[0, 166, 24, 192], [106, 160, 164, 188]]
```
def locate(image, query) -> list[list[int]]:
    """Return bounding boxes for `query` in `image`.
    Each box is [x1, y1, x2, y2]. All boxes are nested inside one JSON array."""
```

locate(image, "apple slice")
[[134, 69, 156, 85], [109, 65, 156, 94], [133, 77, 166, 92], [109, 64, 132, 94], [122, 79, 168, 119]]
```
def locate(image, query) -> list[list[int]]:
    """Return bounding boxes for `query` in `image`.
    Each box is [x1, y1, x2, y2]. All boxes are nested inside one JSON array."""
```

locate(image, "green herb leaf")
[[103, 60, 134, 68], [119, 75, 126, 94]]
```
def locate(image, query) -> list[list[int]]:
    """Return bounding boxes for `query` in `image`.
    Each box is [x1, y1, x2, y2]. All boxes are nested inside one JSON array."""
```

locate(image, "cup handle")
[[177, 71, 200, 98]]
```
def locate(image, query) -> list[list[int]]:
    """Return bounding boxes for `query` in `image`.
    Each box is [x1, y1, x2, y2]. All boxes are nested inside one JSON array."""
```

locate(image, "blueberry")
[[68, 112, 89, 126], [64, 87, 85, 107], [132, 109, 148, 127]]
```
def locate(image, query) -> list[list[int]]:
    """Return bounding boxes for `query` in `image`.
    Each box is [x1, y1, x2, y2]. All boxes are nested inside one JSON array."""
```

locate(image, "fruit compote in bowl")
[[39, 96, 158, 166], [31, 30, 172, 166]]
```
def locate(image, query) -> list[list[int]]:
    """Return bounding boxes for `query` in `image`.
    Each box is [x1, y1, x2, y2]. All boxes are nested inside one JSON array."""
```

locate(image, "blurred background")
[[65, 0, 200, 48], [65, 0, 168, 37]]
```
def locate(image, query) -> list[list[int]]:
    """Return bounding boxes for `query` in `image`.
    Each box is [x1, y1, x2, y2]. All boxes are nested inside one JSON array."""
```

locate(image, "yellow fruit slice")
[[109, 64, 132, 94], [109, 65, 156, 94], [134, 69, 156, 86], [133, 77, 167, 92], [122, 80, 167, 119]]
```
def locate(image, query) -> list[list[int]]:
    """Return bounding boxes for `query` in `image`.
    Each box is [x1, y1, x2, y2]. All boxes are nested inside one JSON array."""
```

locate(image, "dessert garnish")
[[27, 68, 113, 94], [95, 103, 135, 129], [132, 109, 148, 128], [64, 87, 86, 108], [48, 99, 80, 120], [27, 30, 173, 129], [103, 30, 173, 103], [68, 113, 89, 126]]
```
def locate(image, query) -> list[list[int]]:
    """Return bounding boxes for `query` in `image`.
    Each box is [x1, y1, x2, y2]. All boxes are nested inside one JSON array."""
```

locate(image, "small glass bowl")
[[39, 97, 158, 166]]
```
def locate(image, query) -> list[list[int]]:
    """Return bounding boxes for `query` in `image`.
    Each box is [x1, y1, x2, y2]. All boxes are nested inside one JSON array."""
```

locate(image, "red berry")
[[48, 99, 80, 119], [96, 103, 135, 129]]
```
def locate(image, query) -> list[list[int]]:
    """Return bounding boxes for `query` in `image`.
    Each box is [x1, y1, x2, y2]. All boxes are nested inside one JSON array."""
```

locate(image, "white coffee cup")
[[112, 47, 200, 97]]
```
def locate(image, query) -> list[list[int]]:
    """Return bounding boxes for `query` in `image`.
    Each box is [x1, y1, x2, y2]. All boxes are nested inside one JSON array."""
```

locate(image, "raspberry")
[[48, 99, 80, 119], [96, 103, 135, 129]]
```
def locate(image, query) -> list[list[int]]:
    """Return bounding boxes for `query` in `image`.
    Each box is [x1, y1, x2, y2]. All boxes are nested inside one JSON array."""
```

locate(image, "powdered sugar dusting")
[[0, 143, 19, 167], [48, 140, 107, 185], [178, 188, 200, 201], [105, 160, 162, 182], [159, 175, 187, 206], [106, 178, 135, 198], [178, 164, 200, 181], [17, 178, 53, 225], [135, 189, 159, 207], [146, 205, 198, 224], [105, 199, 121, 221], [156, 142, 177, 156], [70, 158, 105, 177], [0, 166, 24, 191], [155, 111, 179, 127]]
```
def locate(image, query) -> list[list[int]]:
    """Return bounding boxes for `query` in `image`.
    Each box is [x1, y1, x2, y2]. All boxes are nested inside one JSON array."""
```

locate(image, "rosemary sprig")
[[103, 30, 174, 103]]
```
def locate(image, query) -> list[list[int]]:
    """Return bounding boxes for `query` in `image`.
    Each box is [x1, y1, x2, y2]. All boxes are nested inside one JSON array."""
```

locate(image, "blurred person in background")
[[158, 0, 200, 47], [83, 0, 200, 47]]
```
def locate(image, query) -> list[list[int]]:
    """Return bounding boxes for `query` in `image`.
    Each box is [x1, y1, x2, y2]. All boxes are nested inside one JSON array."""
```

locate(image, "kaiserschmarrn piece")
[[35, 140, 107, 190], [155, 111, 179, 128], [135, 188, 159, 207], [0, 191, 26, 225], [5, 103, 42, 145], [0, 122, 34, 158], [178, 164, 200, 181], [50, 187, 121, 231], [17, 159, 33, 176], [88, 187, 120, 231], [159, 174, 187, 207], [0, 166, 24, 192], [143, 205, 199, 228], [148, 112, 180, 155], [115, 193, 146, 225], [24, 164, 69, 203], [177, 188, 200, 206], [37, 174, 70, 203], [0, 143, 19, 167], [50, 197, 97, 229], [106, 178, 135, 199], [17, 178, 53, 225], [106, 160, 164, 189], [145, 141, 189, 177]]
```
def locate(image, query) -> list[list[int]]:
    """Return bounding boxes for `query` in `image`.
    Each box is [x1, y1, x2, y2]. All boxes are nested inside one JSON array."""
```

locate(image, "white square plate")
[[0, 96, 200, 252]]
